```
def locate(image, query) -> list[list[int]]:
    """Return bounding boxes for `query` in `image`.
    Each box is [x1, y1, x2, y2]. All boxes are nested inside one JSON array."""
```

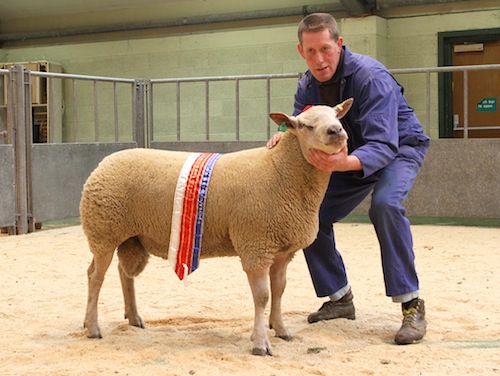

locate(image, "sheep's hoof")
[[252, 347, 273, 356], [276, 333, 293, 342], [125, 314, 145, 329], [86, 330, 102, 339], [84, 322, 102, 339]]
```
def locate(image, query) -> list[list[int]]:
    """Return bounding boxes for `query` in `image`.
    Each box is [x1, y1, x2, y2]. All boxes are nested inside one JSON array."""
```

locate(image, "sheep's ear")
[[333, 98, 354, 119], [269, 113, 297, 129]]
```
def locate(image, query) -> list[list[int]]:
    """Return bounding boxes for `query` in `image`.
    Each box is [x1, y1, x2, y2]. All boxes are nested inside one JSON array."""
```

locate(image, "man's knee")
[[369, 197, 401, 220]]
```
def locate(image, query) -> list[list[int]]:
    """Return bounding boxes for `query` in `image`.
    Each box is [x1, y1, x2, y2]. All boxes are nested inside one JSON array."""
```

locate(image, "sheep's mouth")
[[321, 140, 347, 155]]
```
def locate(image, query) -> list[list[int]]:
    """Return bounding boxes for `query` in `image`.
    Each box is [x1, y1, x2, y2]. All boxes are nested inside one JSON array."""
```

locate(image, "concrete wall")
[[0, 145, 15, 228], [30, 143, 136, 222], [152, 139, 500, 219], [351, 139, 500, 218], [1, 8, 498, 142]]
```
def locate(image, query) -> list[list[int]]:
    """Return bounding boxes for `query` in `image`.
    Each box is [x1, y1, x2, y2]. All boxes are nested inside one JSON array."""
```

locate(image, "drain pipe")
[[0, 4, 345, 43]]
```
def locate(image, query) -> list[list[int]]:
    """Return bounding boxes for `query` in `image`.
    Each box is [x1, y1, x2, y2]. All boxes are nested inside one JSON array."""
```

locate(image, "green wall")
[[2, 9, 499, 142]]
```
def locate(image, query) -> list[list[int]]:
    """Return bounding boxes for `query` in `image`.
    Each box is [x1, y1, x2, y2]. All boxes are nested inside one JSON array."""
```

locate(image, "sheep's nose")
[[327, 126, 342, 136]]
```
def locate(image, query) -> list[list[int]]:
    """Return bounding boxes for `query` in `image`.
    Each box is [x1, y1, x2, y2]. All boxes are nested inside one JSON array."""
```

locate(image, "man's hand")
[[266, 132, 283, 149], [308, 147, 362, 173]]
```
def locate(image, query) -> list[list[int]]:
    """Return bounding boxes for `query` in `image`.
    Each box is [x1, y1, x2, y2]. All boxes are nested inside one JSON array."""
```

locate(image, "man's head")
[[297, 13, 343, 83]]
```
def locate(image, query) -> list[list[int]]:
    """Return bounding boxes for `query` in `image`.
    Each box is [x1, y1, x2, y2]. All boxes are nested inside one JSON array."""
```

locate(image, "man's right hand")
[[266, 132, 283, 149]]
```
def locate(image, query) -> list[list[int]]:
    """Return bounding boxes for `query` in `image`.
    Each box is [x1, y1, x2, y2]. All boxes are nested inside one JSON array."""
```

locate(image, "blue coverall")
[[294, 46, 430, 303]]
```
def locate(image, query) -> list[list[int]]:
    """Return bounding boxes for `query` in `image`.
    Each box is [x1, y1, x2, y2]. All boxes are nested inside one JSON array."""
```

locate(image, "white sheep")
[[81, 98, 353, 356]]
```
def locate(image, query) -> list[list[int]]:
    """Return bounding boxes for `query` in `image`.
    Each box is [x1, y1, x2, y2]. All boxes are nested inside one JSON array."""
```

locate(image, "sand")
[[1, 223, 499, 375]]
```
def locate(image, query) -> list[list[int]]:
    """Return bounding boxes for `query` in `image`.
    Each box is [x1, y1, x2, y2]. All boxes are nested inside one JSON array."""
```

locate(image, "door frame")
[[438, 28, 500, 138]]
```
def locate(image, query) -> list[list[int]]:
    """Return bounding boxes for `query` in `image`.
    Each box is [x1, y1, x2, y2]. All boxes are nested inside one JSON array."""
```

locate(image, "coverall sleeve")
[[350, 75, 400, 178]]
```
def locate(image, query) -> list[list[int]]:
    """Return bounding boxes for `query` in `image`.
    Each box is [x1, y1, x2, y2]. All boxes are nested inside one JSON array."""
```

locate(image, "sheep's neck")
[[275, 132, 332, 206]]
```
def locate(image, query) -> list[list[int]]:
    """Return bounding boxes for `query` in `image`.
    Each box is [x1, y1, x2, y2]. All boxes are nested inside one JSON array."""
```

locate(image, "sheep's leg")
[[269, 253, 294, 341], [119, 266, 144, 328], [84, 252, 114, 338], [246, 267, 272, 356], [117, 237, 149, 329]]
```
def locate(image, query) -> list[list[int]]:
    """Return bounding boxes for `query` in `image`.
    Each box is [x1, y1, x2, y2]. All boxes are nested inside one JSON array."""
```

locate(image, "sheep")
[[81, 98, 353, 356]]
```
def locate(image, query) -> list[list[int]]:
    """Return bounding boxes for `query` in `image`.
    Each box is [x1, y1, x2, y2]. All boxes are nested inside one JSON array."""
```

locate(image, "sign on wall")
[[476, 97, 497, 112]]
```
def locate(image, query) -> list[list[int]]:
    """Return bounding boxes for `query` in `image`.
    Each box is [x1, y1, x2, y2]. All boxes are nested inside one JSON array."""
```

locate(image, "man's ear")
[[269, 113, 296, 129], [297, 43, 305, 59], [333, 98, 354, 119]]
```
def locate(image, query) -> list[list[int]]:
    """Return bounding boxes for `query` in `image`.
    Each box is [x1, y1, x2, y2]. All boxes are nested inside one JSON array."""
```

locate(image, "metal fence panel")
[[31, 142, 136, 223]]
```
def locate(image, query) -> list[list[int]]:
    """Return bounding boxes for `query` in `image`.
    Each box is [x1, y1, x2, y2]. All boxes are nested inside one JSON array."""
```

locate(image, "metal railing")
[[2, 63, 500, 234], [149, 73, 302, 143], [149, 64, 500, 142], [29, 70, 146, 146], [391, 64, 500, 138]]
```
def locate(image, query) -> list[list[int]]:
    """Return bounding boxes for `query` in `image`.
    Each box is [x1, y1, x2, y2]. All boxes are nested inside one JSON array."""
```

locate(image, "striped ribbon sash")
[[168, 152, 222, 280]]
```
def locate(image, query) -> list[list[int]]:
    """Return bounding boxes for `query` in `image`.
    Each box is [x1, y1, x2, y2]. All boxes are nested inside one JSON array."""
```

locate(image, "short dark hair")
[[298, 13, 340, 44]]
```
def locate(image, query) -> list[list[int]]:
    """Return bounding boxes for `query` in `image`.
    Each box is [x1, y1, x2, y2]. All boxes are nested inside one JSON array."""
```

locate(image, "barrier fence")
[[0, 64, 499, 234]]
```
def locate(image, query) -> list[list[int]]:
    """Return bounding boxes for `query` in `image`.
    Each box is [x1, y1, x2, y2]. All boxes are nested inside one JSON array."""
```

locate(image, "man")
[[267, 13, 429, 345]]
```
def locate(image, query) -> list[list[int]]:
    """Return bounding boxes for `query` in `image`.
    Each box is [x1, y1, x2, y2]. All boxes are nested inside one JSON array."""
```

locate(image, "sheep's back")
[[80, 148, 191, 255]]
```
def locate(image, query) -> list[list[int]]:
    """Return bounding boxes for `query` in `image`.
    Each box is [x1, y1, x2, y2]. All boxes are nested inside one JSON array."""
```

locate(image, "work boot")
[[307, 289, 356, 323], [394, 298, 427, 345]]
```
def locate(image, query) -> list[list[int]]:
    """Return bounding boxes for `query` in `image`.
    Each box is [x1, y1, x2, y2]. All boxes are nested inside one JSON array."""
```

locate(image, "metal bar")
[[72, 79, 78, 142], [12, 65, 28, 234], [425, 72, 431, 137], [148, 82, 154, 144], [31, 70, 136, 84], [144, 82, 149, 147], [113, 82, 119, 142], [463, 71, 468, 139], [48, 76, 54, 143], [390, 64, 500, 74], [266, 77, 271, 139], [93, 80, 99, 142], [176, 82, 181, 141], [24, 68, 34, 233], [205, 81, 210, 141], [132, 80, 145, 147], [453, 125, 500, 131], [235, 79, 240, 141], [151, 65, 500, 85], [152, 72, 304, 84]]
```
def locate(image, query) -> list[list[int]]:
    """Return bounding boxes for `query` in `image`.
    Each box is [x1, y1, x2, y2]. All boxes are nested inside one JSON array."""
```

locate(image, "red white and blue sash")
[[168, 152, 222, 280]]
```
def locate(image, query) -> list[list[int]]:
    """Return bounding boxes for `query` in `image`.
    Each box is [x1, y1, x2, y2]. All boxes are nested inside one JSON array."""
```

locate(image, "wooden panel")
[[452, 40, 500, 138]]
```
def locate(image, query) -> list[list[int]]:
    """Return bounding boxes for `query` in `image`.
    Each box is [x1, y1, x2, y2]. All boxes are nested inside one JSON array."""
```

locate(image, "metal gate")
[[0, 65, 142, 234]]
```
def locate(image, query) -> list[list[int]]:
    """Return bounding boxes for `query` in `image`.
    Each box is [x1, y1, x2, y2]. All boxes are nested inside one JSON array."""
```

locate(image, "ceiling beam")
[[340, 0, 373, 15], [0, 3, 346, 43]]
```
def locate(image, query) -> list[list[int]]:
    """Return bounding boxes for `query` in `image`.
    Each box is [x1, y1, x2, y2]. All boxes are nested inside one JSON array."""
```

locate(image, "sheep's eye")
[[297, 121, 312, 130]]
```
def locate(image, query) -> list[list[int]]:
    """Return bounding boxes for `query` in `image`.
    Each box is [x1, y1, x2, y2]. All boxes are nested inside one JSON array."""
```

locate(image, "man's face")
[[298, 29, 343, 83]]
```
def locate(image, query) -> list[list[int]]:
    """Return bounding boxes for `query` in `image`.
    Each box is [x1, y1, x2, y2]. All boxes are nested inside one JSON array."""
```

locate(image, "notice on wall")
[[476, 98, 497, 112]]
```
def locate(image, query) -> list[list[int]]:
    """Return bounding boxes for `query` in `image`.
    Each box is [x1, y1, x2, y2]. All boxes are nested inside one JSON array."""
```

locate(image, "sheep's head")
[[269, 98, 353, 157]]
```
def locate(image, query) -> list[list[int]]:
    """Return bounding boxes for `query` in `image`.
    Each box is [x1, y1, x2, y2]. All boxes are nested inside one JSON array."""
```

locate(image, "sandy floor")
[[1, 223, 499, 375]]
